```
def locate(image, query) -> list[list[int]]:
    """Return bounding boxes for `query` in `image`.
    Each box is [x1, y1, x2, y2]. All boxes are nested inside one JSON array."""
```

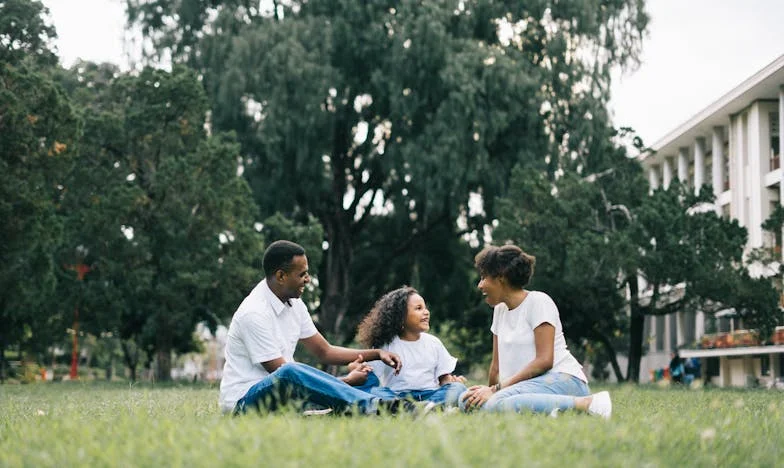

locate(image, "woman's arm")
[[496, 323, 554, 389], [488, 334, 500, 386]]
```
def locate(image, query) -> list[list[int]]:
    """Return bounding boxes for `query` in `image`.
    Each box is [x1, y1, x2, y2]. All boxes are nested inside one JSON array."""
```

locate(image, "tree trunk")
[[626, 278, 645, 383], [121, 339, 139, 382], [320, 217, 353, 344], [593, 331, 625, 382], [155, 344, 172, 382], [0, 336, 6, 383]]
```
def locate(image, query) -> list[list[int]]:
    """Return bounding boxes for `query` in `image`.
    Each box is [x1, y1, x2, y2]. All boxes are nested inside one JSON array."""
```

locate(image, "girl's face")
[[402, 293, 430, 335], [478, 275, 505, 307]]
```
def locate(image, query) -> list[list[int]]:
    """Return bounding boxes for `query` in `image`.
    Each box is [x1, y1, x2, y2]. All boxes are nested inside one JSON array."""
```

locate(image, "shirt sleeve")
[[295, 301, 318, 339], [527, 293, 559, 329], [490, 305, 502, 335], [241, 309, 284, 364], [432, 336, 458, 378]]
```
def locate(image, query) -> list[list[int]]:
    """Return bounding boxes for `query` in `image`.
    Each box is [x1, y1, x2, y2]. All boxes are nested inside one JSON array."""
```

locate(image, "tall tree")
[[0, 0, 80, 379], [53, 65, 264, 380], [126, 0, 649, 342]]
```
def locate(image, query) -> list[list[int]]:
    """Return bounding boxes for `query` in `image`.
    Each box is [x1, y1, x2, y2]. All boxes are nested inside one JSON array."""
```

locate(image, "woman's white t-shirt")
[[490, 291, 587, 383], [369, 333, 457, 392]]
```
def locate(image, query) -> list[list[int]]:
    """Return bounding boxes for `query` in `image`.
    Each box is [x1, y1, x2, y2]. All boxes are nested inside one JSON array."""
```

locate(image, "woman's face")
[[478, 275, 505, 307]]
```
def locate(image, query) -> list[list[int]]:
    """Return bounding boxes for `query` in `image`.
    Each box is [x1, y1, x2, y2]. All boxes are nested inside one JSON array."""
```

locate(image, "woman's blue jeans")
[[234, 362, 388, 415], [458, 371, 591, 414]]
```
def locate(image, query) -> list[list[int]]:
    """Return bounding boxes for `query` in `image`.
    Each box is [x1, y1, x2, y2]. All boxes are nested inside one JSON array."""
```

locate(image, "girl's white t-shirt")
[[369, 333, 457, 392], [490, 291, 587, 383]]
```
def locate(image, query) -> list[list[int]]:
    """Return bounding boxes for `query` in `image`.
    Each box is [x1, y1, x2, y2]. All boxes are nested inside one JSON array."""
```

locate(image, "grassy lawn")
[[1, 382, 782, 467]]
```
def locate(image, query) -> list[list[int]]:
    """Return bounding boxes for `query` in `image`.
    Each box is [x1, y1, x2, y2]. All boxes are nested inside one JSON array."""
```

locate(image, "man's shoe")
[[302, 408, 333, 416], [587, 391, 612, 420]]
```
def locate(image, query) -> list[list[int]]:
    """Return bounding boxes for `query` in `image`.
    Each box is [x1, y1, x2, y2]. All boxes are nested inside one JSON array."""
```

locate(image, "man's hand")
[[377, 350, 402, 375]]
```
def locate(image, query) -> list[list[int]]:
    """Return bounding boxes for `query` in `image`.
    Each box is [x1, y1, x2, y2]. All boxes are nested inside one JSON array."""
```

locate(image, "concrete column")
[[712, 126, 725, 213], [678, 147, 689, 184], [694, 137, 706, 194], [779, 87, 784, 261], [748, 104, 763, 248], [732, 114, 745, 226], [662, 157, 673, 189], [648, 165, 660, 192]]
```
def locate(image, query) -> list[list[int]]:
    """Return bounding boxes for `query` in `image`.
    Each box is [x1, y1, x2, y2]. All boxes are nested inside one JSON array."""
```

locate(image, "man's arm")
[[261, 357, 287, 374], [300, 332, 401, 372]]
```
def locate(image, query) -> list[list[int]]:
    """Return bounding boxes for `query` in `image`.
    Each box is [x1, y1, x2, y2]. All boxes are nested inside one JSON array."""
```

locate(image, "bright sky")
[[43, 0, 784, 147]]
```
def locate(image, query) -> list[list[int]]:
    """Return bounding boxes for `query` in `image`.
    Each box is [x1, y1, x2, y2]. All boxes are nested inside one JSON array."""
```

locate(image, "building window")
[[761, 355, 770, 376], [772, 112, 780, 170], [656, 315, 665, 351]]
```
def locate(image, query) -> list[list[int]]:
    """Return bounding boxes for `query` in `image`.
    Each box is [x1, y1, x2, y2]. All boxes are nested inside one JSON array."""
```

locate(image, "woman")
[[460, 244, 612, 418]]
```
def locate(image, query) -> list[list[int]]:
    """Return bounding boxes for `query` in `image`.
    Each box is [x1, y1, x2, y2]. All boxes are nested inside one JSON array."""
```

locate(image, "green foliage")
[[0, 0, 80, 364], [0, 0, 57, 66], [50, 66, 264, 379], [3, 384, 784, 466], [126, 0, 649, 347]]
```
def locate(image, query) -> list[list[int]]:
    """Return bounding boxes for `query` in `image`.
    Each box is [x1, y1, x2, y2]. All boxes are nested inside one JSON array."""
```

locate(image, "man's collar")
[[261, 279, 290, 316]]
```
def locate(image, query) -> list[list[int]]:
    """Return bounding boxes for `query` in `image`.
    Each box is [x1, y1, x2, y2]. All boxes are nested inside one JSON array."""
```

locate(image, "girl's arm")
[[496, 323, 554, 390]]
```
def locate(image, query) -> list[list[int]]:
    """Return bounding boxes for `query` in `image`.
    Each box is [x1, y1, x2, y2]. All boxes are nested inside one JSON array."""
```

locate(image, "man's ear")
[[275, 269, 286, 283]]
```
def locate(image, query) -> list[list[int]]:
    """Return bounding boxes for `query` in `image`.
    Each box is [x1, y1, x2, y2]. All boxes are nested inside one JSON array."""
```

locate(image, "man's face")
[[280, 255, 310, 301]]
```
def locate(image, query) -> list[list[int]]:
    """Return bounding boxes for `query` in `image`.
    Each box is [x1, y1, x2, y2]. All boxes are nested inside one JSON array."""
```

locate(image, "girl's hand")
[[462, 385, 494, 410], [442, 374, 467, 384], [342, 367, 370, 386], [347, 354, 367, 372]]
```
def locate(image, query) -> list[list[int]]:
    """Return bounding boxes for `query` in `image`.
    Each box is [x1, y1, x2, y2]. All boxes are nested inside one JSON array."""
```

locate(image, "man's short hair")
[[262, 240, 306, 278]]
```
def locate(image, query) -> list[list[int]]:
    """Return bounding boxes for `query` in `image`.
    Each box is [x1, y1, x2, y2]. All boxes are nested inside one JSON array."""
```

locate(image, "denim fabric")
[[458, 371, 591, 414], [234, 362, 385, 415], [356, 371, 466, 407]]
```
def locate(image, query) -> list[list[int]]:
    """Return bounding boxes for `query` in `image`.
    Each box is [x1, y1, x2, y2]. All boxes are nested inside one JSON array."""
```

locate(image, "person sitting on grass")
[[460, 244, 612, 419], [351, 286, 468, 409], [219, 240, 411, 416]]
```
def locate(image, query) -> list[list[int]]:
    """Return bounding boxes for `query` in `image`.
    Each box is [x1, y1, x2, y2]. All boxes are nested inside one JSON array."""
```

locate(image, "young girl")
[[352, 286, 467, 408]]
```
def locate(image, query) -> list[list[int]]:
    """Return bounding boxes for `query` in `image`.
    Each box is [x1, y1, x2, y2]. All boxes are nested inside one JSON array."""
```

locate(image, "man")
[[219, 240, 404, 415]]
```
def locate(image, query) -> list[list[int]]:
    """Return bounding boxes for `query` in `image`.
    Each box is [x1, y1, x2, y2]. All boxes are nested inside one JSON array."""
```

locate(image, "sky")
[[42, 0, 784, 147]]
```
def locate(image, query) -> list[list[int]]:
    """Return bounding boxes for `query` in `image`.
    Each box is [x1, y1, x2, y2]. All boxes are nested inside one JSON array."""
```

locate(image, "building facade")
[[638, 54, 784, 387]]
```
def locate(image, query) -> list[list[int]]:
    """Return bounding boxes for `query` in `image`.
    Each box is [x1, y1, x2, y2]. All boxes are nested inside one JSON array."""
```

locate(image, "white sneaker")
[[549, 408, 560, 418], [302, 408, 333, 416], [587, 391, 612, 420]]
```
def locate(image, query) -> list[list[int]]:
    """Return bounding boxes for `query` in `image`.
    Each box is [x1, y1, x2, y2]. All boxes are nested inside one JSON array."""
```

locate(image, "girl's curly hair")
[[356, 286, 418, 348]]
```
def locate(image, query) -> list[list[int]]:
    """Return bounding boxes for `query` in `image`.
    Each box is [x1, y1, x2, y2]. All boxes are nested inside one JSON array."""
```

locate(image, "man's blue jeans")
[[234, 362, 388, 415], [356, 372, 467, 407], [458, 371, 590, 414]]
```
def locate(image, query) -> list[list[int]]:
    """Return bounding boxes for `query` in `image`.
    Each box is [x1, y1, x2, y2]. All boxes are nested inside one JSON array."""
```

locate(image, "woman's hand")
[[462, 385, 495, 410]]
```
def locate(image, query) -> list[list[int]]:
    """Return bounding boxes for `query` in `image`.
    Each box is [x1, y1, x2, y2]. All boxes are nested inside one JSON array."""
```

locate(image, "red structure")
[[64, 263, 91, 380]]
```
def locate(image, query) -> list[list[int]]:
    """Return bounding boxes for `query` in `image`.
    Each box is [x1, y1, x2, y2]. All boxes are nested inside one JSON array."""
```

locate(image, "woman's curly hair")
[[356, 286, 418, 348]]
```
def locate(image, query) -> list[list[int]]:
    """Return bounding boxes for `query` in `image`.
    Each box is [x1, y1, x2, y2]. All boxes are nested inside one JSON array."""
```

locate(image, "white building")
[[638, 54, 784, 387]]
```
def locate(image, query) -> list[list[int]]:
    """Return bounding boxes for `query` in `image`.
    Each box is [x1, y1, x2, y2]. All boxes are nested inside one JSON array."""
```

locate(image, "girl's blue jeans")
[[355, 372, 467, 407]]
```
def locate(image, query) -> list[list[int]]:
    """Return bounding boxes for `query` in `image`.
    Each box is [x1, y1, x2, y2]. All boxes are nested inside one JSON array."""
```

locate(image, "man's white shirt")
[[219, 279, 317, 413]]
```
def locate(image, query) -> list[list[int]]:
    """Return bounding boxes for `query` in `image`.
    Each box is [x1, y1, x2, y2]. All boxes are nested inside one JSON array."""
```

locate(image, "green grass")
[[1, 383, 783, 467]]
